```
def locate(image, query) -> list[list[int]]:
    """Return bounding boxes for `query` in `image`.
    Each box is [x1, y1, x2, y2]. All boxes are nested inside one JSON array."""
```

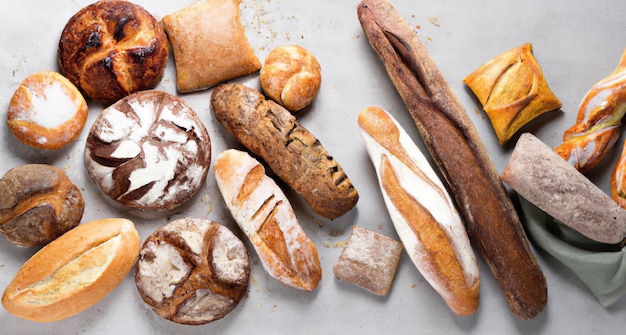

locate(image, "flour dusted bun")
[[84, 90, 211, 213], [135, 218, 250, 325], [58, 0, 168, 104], [7, 71, 87, 150], [2, 218, 140, 322]]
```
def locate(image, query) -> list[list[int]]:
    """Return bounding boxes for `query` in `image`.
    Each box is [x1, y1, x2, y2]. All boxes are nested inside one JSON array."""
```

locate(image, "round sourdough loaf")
[[135, 218, 250, 325], [58, 0, 168, 104], [84, 90, 211, 213], [1, 218, 140, 322]]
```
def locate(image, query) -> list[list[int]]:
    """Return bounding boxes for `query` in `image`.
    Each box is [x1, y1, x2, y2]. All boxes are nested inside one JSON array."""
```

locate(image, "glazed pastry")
[[211, 83, 358, 220], [502, 133, 626, 245], [135, 218, 249, 325], [84, 90, 211, 213], [358, 106, 479, 315], [612, 140, 626, 209], [554, 48, 626, 173], [333, 225, 403, 296], [260, 45, 322, 112], [58, 0, 169, 104], [2, 218, 140, 322], [7, 71, 88, 150], [162, 0, 261, 93], [0, 164, 84, 247], [214, 149, 322, 290], [464, 43, 562, 145], [358, 0, 547, 319]]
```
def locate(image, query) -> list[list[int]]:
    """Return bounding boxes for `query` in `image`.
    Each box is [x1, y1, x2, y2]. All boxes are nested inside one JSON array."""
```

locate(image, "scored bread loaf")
[[2, 218, 140, 322], [214, 149, 322, 290], [211, 83, 358, 220], [358, 106, 480, 316]]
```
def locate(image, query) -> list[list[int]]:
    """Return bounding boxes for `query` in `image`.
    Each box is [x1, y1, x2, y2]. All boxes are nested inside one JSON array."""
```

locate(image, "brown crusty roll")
[[0, 164, 84, 247], [135, 218, 250, 325], [502, 133, 626, 244], [358, 106, 480, 316], [214, 149, 322, 290], [2, 218, 140, 322], [58, 0, 169, 104], [358, 0, 546, 319], [211, 83, 358, 220]]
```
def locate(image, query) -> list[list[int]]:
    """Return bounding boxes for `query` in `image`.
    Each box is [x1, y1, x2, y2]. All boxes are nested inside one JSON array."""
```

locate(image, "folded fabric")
[[518, 195, 626, 307]]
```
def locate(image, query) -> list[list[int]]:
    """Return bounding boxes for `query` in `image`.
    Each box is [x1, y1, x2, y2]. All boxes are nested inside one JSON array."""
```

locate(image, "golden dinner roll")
[[2, 218, 140, 322], [260, 45, 322, 112], [7, 71, 87, 150]]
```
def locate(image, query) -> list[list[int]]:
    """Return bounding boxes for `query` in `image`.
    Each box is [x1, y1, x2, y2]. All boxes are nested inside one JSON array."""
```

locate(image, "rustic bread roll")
[[333, 225, 403, 296], [211, 83, 358, 219], [2, 218, 140, 322], [58, 0, 169, 104], [260, 45, 322, 112], [502, 133, 626, 244], [135, 218, 250, 325], [358, 106, 480, 315], [84, 90, 211, 213], [162, 0, 261, 93], [214, 149, 322, 290], [7, 71, 88, 150], [464, 43, 561, 145], [0, 164, 84, 247]]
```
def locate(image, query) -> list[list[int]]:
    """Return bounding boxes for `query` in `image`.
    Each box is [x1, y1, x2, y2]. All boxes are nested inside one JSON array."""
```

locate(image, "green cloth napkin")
[[517, 195, 626, 307]]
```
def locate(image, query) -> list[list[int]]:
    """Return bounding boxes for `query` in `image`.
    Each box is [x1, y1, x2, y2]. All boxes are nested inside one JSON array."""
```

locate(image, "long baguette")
[[357, 0, 547, 319]]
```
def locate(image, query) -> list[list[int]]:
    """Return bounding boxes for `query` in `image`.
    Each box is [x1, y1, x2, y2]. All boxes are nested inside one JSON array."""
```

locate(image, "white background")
[[1, 0, 625, 334]]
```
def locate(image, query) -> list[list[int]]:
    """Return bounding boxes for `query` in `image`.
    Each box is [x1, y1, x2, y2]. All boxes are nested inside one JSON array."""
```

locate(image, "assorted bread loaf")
[[3, 0, 623, 329]]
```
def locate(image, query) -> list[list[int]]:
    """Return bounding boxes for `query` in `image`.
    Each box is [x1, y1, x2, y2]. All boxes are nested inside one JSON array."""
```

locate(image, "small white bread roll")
[[2, 218, 140, 322], [214, 149, 322, 290], [260, 45, 321, 112], [358, 106, 480, 316]]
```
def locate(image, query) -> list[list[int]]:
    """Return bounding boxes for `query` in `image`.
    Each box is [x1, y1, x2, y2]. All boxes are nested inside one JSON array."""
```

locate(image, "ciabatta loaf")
[[2, 218, 140, 322], [214, 149, 322, 290], [358, 106, 480, 316]]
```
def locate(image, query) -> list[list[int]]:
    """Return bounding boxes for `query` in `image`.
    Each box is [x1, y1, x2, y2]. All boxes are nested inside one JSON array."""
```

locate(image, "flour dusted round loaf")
[[84, 90, 211, 212], [7, 71, 88, 150], [135, 218, 250, 325], [58, 0, 168, 104]]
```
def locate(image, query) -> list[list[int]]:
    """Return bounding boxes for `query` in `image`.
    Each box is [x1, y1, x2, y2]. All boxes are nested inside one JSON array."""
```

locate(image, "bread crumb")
[[428, 17, 440, 27]]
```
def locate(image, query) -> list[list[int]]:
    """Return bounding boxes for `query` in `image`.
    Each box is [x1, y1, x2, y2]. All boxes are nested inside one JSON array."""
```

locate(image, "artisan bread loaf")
[[2, 218, 140, 322], [358, 106, 480, 315], [58, 0, 168, 104], [214, 149, 322, 290], [135, 218, 250, 324]]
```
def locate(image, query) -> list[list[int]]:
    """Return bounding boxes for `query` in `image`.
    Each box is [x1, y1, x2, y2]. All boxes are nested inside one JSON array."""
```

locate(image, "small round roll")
[[7, 71, 88, 150], [260, 45, 321, 112]]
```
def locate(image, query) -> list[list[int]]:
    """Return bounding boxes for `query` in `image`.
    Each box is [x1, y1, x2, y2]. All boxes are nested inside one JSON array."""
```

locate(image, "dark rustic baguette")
[[357, 0, 547, 319]]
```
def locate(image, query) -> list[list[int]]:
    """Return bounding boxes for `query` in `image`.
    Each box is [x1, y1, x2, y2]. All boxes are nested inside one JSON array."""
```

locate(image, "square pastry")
[[162, 0, 262, 93], [333, 226, 403, 296]]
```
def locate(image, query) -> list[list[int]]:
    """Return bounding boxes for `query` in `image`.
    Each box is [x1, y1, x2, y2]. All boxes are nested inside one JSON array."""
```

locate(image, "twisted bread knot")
[[554, 48, 626, 173], [260, 45, 321, 112]]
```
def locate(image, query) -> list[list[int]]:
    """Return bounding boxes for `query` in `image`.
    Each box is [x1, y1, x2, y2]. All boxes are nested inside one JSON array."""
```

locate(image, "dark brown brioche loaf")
[[58, 0, 168, 104], [211, 83, 358, 220]]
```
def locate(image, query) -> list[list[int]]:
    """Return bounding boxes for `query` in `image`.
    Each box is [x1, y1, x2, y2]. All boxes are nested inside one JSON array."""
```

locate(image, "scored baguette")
[[214, 149, 322, 290], [2, 218, 140, 322], [502, 133, 626, 244], [358, 0, 547, 319], [358, 106, 479, 316], [211, 83, 358, 220]]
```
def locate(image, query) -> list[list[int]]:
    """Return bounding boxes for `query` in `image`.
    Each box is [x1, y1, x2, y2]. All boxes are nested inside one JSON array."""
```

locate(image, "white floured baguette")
[[214, 149, 322, 290], [501, 132, 626, 244], [357, 106, 480, 316], [2, 218, 140, 322]]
